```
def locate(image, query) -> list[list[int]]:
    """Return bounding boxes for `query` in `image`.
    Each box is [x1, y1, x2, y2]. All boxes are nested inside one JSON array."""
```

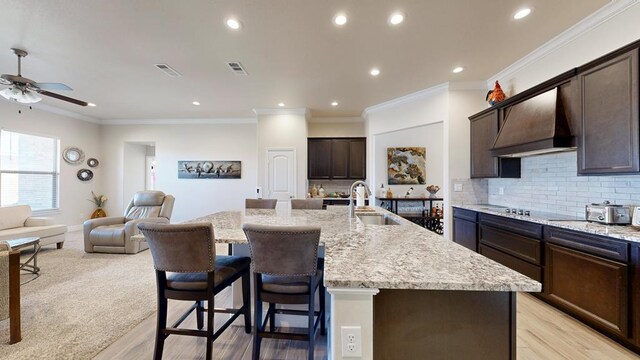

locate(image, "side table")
[[5, 237, 41, 284]]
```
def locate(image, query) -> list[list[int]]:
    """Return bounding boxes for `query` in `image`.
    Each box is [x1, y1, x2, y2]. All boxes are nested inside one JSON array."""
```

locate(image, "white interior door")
[[267, 149, 295, 211]]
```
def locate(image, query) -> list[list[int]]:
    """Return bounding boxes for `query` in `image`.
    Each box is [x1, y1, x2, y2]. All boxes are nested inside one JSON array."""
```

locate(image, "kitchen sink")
[[356, 213, 400, 226]]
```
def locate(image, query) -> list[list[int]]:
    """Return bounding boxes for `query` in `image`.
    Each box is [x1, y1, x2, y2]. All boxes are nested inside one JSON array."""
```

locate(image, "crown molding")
[[488, 0, 639, 85], [308, 117, 363, 123], [30, 102, 102, 124], [447, 81, 488, 91], [252, 107, 309, 116], [361, 82, 449, 118], [101, 118, 257, 126]]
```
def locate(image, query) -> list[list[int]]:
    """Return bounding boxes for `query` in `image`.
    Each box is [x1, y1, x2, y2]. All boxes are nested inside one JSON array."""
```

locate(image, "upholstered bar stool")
[[245, 199, 278, 209], [291, 199, 324, 210], [242, 224, 326, 360], [138, 222, 251, 360]]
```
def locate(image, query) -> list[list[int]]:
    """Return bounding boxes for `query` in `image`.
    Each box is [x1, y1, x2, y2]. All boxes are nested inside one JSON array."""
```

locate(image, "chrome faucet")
[[349, 180, 372, 218]]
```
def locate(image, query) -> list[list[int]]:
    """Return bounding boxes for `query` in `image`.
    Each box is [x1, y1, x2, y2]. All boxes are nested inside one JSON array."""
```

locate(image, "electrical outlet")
[[454, 183, 463, 192], [341, 326, 362, 358], [499, 186, 504, 195]]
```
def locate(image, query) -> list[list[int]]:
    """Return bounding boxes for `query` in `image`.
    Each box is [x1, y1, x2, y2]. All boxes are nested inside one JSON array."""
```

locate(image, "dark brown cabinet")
[[469, 110, 520, 178], [308, 137, 366, 180], [452, 208, 478, 252], [545, 242, 629, 338], [577, 48, 639, 175]]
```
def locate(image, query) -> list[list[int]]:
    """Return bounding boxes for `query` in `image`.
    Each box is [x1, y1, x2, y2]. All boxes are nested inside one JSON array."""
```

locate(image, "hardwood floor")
[[96, 292, 638, 360]]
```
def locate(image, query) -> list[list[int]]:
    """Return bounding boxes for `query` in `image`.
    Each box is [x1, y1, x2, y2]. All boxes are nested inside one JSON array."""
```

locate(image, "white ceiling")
[[0, 0, 609, 120]]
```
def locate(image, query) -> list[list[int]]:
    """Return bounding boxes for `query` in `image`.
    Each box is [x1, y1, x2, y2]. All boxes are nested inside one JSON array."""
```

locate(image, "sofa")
[[83, 191, 175, 254], [0, 205, 67, 249]]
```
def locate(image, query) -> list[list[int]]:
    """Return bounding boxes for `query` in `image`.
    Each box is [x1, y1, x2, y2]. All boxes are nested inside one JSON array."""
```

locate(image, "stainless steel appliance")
[[632, 206, 640, 227], [585, 201, 631, 225]]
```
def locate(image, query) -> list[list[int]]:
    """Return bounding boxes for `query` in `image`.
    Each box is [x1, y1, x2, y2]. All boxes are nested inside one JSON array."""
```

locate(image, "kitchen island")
[[168, 206, 540, 359]]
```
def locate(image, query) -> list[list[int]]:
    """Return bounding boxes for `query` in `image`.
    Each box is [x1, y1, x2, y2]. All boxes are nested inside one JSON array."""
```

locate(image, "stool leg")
[[242, 271, 251, 334], [268, 303, 276, 332], [207, 294, 214, 360], [196, 300, 204, 330], [154, 297, 167, 360], [308, 282, 315, 360], [319, 283, 326, 336], [253, 274, 263, 360]]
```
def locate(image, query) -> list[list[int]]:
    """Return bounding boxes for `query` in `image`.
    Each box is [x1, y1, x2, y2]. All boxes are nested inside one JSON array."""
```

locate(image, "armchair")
[[83, 191, 175, 254]]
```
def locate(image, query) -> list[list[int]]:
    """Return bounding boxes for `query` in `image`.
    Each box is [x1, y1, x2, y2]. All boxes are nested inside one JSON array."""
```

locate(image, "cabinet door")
[[470, 110, 500, 178], [545, 243, 629, 338], [633, 244, 640, 345], [331, 139, 350, 179], [577, 48, 639, 174], [453, 218, 477, 252], [348, 139, 366, 179], [308, 139, 332, 179]]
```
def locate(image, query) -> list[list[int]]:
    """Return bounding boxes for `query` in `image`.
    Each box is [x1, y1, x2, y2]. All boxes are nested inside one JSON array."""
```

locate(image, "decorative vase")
[[91, 208, 107, 219]]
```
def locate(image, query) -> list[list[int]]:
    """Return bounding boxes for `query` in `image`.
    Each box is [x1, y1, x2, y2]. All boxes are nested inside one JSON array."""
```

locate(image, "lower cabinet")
[[544, 243, 629, 338], [453, 218, 477, 252]]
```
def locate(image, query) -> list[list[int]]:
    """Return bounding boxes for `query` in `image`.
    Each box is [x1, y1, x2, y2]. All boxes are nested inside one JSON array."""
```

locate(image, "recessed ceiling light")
[[334, 14, 347, 26], [87, 102, 96, 107], [192, 101, 201, 106], [452, 67, 464, 73], [226, 18, 242, 30], [331, 101, 339, 106], [278, 102, 285, 107], [513, 8, 532, 20], [370, 68, 380, 76], [389, 12, 405, 25]]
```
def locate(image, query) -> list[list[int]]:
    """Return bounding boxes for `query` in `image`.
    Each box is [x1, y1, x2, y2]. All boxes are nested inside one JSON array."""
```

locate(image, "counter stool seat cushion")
[[262, 270, 323, 294], [166, 256, 251, 291]]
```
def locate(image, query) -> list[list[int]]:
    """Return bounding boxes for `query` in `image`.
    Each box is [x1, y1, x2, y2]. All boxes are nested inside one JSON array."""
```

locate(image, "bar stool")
[[291, 199, 324, 209], [138, 222, 251, 360], [242, 223, 326, 360], [245, 199, 278, 209]]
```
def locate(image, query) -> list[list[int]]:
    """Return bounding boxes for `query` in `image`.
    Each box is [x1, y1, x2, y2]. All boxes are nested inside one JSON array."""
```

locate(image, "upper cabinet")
[[469, 109, 521, 178], [577, 48, 639, 175], [308, 137, 366, 180]]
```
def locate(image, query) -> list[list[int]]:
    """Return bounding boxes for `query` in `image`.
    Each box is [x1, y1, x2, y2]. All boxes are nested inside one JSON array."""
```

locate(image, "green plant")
[[88, 191, 108, 208]]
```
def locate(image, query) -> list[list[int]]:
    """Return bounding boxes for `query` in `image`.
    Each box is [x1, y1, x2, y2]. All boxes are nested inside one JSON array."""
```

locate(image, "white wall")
[[0, 100, 102, 226], [307, 117, 364, 137], [122, 142, 147, 206], [374, 123, 444, 197], [256, 112, 308, 199], [100, 122, 258, 222]]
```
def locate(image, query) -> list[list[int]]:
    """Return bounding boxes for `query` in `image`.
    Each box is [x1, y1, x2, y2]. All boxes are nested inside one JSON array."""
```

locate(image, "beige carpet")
[[0, 231, 157, 359]]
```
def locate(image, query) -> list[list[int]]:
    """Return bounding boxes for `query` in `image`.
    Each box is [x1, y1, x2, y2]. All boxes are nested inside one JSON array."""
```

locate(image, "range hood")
[[491, 87, 575, 158]]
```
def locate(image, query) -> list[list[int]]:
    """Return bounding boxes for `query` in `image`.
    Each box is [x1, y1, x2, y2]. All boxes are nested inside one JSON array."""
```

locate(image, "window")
[[0, 130, 60, 211]]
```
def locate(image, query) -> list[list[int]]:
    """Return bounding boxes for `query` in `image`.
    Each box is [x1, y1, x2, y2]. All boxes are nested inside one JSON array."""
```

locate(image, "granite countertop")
[[174, 206, 541, 292], [453, 204, 640, 243]]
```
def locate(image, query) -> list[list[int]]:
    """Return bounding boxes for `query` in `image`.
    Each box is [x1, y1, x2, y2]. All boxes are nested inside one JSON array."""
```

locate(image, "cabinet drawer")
[[453, 207, 477, 222], [479, 213, 543, 239], [480, 225, 541, 265], [545, 226, 629, 262], [479, 244, 542, 282], [545, 243, 629, 338]]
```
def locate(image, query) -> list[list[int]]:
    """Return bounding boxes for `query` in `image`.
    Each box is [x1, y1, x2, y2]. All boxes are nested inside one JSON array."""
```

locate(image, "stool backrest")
[[242, 224, 320, 276], [138, 222, 215, 273], [291, 199, 324, 210], [245, 199, 278, 209]]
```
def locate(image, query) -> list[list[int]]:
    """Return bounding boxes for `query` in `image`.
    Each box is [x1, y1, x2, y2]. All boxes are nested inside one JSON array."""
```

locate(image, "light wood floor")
[[96, 292, 638, 360]]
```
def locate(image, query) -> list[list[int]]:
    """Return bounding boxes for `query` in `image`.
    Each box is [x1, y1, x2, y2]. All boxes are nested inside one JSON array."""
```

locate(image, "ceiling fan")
[[0, 48, 88, 106]]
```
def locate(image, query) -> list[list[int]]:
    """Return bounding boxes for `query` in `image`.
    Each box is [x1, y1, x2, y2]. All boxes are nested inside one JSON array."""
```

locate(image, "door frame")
[[265, 147, 297, 199]]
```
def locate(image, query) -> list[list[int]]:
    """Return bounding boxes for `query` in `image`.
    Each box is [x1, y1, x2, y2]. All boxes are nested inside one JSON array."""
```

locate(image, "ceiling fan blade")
[[33, 82, 73, 91], [38, 91, 88, 106]]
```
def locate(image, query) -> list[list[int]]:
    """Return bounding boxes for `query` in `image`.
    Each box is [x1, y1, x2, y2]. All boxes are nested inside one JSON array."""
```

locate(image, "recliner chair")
[[83, 191, 175, 254]]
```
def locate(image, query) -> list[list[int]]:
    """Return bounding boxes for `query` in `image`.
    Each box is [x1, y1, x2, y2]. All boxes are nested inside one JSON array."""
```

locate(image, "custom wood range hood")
[[491, 87, 576, 158]]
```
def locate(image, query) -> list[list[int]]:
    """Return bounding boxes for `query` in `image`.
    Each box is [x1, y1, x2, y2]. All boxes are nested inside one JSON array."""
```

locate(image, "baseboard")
[[68, 225, 82, 232]]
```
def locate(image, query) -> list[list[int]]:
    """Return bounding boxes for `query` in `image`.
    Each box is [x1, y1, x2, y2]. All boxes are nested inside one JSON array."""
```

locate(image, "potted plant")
[[88, 191, 108, 219]]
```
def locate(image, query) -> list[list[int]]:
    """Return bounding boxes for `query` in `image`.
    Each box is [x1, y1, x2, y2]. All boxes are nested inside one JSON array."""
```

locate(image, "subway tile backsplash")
[[451, 178, 489, 205], [488, 151, 640, 218]]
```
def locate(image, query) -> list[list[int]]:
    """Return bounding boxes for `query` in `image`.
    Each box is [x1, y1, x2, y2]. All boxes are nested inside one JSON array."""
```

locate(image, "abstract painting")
[[178, 161, 241, 179], [387, 147, 426, 185]]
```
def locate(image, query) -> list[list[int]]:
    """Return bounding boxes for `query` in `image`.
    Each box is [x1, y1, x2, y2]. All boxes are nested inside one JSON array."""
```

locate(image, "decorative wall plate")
[[77, 169, 93, 181], [63, 147, 85, 165], [87, 158, 99, 167]]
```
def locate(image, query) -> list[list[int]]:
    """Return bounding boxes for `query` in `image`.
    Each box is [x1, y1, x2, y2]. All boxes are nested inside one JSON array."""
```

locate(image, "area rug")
[[0, 231, 157, 359]]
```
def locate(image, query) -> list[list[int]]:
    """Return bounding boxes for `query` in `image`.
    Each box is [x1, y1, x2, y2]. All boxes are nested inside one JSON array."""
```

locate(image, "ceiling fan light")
[[0, 87, 42, 104]]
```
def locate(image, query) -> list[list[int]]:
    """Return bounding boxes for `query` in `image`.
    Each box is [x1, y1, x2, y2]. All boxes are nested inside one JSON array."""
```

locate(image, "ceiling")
[[0, 0, 609, 120]]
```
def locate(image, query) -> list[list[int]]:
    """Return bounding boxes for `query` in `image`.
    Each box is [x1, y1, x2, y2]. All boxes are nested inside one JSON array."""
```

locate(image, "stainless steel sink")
[[356, 213, 400, 226]]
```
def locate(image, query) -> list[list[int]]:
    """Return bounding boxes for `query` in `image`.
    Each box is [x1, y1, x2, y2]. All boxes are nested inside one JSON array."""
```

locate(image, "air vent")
[[154, 64, 182, 77], [227, 62, 248, 75]]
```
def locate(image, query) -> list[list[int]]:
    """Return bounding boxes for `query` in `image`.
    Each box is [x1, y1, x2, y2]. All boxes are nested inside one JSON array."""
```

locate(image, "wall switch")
[[341, 326, 362, 358], [256, 187, 263, 199], [499, 186, 504, 195], [454, 183, 463, 192]]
